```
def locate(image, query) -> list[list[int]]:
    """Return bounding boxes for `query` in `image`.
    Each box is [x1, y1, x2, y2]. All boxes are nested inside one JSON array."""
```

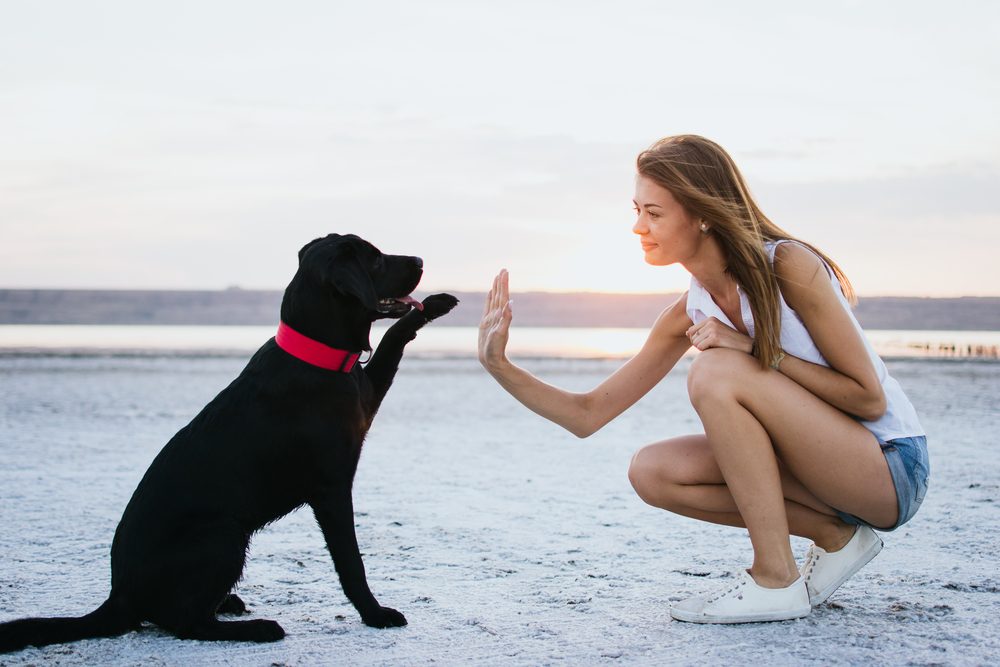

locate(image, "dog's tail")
[[0, 596, 136, 654]]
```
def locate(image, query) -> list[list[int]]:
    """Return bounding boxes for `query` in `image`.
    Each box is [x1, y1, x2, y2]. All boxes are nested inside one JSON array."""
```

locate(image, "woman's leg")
[[628, 434, 856, 551], [631, 348, 897, 588]]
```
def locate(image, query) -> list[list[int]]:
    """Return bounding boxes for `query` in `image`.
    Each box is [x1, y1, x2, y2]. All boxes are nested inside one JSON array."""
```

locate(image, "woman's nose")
[[632, 217, 646, 235]]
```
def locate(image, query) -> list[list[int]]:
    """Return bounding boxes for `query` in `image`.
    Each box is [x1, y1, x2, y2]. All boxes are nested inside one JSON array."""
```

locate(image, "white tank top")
[[685, 240, 924, 443]]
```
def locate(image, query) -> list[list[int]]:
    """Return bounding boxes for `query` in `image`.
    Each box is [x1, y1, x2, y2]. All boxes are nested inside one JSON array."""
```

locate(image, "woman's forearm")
[[478, 272, 687, 437], [485, 358, 596, 438], [775, 354, 886, 422], [771, 246, 888, 422]]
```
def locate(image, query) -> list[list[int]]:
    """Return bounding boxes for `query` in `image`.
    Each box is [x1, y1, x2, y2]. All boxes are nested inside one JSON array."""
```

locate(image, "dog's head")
[[280, 233, 424, 352], [295, 233, 424, 319]]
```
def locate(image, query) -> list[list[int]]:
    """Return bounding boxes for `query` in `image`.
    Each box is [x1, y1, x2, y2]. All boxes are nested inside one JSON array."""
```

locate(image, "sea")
[[0, 325, 998, 359]]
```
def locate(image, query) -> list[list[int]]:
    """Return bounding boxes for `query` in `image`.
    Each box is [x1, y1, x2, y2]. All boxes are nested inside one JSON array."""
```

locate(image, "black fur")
[[0, 233, 458, 652]]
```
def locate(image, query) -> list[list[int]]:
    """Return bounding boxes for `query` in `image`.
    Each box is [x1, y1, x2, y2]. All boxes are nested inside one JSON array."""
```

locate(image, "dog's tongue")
[[397, 295, 423, 311]]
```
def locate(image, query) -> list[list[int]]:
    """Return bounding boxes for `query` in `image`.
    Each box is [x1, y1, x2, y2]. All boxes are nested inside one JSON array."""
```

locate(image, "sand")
[[0, 353, 998, 666]]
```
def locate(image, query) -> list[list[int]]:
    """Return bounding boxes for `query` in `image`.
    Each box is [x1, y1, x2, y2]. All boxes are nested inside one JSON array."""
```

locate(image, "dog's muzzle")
[[376, 296, 423, 315]]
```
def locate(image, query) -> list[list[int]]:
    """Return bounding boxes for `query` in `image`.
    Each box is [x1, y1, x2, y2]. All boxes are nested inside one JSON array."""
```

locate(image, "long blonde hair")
[[636, 134, 855, 368]]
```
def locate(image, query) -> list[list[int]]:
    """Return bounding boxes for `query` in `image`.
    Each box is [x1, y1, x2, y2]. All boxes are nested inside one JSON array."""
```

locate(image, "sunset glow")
[[1, 2, 997, 297]]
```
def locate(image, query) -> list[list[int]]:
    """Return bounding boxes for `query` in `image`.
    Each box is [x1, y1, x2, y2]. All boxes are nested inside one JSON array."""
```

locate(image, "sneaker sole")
[[670, 605, 811, 624], [809, 533, 884, 606]]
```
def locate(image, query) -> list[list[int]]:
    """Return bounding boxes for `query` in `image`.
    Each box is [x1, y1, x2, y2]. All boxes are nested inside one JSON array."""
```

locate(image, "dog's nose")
[[414, 257, 423, 269]]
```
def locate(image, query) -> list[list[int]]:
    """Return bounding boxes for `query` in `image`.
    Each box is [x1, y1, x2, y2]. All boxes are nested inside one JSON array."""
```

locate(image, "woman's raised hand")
[[479, 269, 513, 372]]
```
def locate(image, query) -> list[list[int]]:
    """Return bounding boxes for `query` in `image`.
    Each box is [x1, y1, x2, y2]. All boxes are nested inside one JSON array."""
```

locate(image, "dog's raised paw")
[[420, 293, 459, 321], [362, 606, 408, 628]]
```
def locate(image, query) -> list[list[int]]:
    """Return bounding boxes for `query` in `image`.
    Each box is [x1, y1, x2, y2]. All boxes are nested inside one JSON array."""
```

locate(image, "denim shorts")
[[834, 435, 930, 532]]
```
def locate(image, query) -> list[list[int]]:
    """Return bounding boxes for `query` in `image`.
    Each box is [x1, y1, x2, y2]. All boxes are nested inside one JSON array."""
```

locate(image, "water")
[[0, 325, 998, 359]]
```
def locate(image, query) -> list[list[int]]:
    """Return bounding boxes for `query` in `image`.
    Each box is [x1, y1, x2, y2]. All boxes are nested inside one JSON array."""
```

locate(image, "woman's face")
[[632, 174, 702, 266]]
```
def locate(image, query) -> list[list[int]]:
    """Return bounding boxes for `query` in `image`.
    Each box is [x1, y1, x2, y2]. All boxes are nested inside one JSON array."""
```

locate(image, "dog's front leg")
[[310, 490, 407, 628], [364, 293, 458, 416]]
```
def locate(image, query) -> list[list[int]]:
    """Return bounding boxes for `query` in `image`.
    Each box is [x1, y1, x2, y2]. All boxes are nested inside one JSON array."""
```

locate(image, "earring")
[[699, 222, 709, 232]]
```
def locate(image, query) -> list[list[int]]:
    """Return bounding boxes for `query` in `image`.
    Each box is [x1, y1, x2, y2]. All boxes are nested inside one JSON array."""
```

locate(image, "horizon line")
[[1, 286, 999, 300]]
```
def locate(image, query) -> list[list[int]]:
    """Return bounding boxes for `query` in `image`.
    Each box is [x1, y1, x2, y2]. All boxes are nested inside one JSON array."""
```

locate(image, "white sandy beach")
[[1, 351, 998, 666]]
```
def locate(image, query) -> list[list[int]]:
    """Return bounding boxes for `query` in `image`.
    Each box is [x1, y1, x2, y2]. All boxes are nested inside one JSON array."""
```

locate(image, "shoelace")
[[707, 575, 748, 603], [801, 546, 823, 583]]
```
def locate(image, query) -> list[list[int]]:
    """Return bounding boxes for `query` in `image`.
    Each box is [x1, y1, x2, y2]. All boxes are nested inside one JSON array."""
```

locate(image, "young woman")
[[478, 135, 929, 624]]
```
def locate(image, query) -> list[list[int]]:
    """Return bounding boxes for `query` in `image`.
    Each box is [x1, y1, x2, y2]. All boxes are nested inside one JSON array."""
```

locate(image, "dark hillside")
[[1, 289, 998, 331]]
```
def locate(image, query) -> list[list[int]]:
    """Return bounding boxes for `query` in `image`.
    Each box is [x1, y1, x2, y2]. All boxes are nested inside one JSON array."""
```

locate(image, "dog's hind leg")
[[155, 581, 284, 642], [172, 617, 285, 643], [216, 594, 247, 616], [146, 523, 284, 643]]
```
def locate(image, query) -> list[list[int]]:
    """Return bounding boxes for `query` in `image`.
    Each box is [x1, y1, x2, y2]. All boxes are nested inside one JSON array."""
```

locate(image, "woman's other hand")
[[685, 317, 753, 354], [479, 269, 514, 372]]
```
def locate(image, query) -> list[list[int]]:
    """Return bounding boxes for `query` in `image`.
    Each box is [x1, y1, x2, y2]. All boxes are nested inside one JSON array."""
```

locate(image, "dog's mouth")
[[375, 295, 423, 316]]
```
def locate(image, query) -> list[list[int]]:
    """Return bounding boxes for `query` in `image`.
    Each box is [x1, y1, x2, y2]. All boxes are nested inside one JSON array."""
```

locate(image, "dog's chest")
[[317, 382, 373, 452]]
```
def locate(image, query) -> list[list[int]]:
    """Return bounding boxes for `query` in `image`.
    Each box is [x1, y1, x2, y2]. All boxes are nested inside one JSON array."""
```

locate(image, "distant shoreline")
[[1, 288, 999, 331]]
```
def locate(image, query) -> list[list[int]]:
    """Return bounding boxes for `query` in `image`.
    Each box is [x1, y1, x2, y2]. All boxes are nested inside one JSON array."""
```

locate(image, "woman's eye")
[[648, 211, 660, 219]]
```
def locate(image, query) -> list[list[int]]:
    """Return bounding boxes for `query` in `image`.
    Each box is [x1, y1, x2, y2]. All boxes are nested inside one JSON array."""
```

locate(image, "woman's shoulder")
[[772, 241, 827, 285], [772, 242, 840, 314], [651, 291, 693, 338]]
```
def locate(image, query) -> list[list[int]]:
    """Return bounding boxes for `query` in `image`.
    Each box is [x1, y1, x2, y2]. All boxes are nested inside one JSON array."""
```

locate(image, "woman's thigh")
[[687, 349, 898, 527]]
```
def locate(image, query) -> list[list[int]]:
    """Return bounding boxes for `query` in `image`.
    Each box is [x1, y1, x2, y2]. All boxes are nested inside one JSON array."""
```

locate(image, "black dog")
[[0, 233, 458, 652]]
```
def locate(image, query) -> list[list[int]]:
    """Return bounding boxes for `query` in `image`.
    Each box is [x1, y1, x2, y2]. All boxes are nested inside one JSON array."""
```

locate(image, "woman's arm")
[[772, 244, 886, 421], [479, 270, 692, 438]]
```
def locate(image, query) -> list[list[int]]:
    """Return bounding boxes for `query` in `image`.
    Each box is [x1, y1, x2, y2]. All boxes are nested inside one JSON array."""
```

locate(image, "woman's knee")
[[627, 447, 651, 496], [628, 445, 684, 508], [686, 348, 751, 407]]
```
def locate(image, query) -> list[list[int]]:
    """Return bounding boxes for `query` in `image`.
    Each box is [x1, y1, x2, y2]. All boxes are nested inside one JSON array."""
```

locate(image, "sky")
[[1, 0, 998, 296]]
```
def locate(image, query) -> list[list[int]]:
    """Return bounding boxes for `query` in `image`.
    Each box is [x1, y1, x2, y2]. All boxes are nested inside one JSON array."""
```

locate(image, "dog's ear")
[[324, 247, 378, 310], [298, 235, 338, 264]]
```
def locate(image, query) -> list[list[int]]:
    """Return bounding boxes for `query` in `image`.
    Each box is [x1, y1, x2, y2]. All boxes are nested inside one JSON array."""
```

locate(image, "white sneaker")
[[670, 570, 811, 624], [801, 525, 884, 606]]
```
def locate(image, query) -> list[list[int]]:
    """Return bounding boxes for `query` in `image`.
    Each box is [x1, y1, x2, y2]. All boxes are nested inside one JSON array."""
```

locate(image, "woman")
[[478, 135, 928, 624]]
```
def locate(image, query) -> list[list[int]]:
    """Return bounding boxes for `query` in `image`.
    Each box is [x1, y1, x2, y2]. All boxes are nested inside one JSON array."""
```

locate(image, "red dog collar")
[[275, 322, 361, 373]]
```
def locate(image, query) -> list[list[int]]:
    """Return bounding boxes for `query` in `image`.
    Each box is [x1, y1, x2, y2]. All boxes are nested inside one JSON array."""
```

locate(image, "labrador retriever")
[[0, 233, 458, 652]]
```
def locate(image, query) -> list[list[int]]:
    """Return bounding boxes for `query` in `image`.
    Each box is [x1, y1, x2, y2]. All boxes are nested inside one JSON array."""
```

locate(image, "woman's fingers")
[[492, 270, 505, 313], [489, 272, 499, 311], [482, 274, 494, 318], [499, 269, 509, 305], [482, 270, 504, 321], [687, 318, 717, 348], [685, 317, 753, 353], [496, 273, 512, 331], [686, 318, 708, 341], [480, 270, 512, 336], [487, 270, 509, 318]]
